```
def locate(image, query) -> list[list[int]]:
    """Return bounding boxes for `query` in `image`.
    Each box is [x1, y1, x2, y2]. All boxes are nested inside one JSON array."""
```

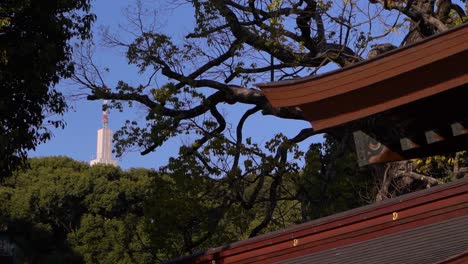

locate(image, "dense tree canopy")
[[2, 156, 460, 263], [0, 152, 465, 262], [0, 157, 155, 263], [72, 0, 468, 254], [0, 155, 377, 262], [0, 0, 94, 177]]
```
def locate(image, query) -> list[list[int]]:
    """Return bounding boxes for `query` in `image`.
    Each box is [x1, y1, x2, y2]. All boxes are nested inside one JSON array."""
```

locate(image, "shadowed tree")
[[0, 0, 94, 178], [0, 157, 156, 263]]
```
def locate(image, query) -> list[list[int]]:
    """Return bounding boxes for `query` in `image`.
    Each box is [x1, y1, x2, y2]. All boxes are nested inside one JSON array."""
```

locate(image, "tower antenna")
[[90, 86, 118, 166]]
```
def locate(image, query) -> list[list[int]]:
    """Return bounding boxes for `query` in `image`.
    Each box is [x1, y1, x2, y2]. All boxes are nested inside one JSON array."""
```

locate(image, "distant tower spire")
[[103, 99, 109, 128], [90, 90, 118, 166]]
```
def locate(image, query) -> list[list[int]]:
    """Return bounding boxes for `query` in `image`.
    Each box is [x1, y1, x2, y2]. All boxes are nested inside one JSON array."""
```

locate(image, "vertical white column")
[[90, 98, 118, 166]]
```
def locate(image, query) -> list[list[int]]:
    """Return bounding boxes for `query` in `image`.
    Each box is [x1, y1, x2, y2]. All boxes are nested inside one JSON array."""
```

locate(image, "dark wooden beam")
[[452, 121, 468, 136], [353, 130, 403, 166], [400, 137, 420, 151], [354, 128, 468, 166], [349, 86, 468, 166], [425, 130, 445, 144]]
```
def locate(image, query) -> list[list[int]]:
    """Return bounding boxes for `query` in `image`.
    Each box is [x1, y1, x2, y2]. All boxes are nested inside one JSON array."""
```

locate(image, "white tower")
[[90, 100, 118, 166]]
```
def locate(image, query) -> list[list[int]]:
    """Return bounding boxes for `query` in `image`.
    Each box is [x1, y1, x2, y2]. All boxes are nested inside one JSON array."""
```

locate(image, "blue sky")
[[30, 0, 323, 169]]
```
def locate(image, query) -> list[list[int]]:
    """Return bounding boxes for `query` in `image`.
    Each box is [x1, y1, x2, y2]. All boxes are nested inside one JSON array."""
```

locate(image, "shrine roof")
[[167, 178, 468, 264], [257, 23, 468, 132]]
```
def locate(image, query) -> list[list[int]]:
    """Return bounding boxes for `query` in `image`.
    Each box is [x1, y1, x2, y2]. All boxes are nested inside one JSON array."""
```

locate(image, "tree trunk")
[[404, 0, 437, 45]]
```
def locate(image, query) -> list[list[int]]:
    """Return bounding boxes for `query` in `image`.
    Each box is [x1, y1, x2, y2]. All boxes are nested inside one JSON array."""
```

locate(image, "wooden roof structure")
[[167, 177, 468, 264], [258, 24, 468, 166]]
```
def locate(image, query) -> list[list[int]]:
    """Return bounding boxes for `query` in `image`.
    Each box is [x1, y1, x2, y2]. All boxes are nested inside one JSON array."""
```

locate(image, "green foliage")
[[71, 214, 152, 264], [0, 153, 459, 263], [296, 135, 374, 221], [146, 154, 236, 258], [0, 0, 94, 178], [142, 135, 379, 260], [0, 157, 155, 263], [144, 138, 303, 259], [413, 151, 467, 181]]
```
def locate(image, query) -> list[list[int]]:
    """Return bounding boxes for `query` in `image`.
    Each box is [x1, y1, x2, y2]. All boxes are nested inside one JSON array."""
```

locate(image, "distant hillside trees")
[[0, 157, 154, 263], [0, 154, 375, 262], [1, 154, 465, 262]]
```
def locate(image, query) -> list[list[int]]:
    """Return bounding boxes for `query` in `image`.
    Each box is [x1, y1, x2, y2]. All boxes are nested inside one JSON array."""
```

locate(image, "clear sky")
[[29, 0, 323, 169]]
